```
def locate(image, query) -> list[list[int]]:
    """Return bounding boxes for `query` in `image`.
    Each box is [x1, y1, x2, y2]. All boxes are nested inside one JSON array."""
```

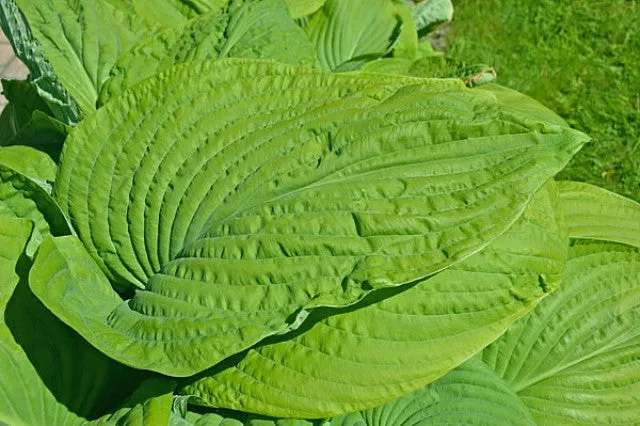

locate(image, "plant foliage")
[[0, 0, 638, 424]]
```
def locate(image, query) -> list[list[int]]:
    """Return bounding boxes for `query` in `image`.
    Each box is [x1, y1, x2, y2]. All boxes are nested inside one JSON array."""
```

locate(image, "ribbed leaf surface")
[[10, 0, 153, 115], [483, 241, 640, 424], [100, 0, 316, 105], [558, 180, 640, 248], [305, 0, 400, 70], [329, 359, 535, 426], [0, 0, 80, 124], [43, 59, 587, 377], [174, 359, 534, 425], [104, 0, 229, 28], [178, 180, 568, 417]]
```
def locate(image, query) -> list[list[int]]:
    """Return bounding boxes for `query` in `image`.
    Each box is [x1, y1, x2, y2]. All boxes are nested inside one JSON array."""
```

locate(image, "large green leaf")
[[9, 0, 154, 116], [42, 59, 586, 378], [178, 180, 568, 417], [171, 359, 534, 425], [558, 180, 640, 248], [0, 0, 80, 124], [482, 241, 640, 424], [99, 0, 316, 105], [0, 217, 83, 426], [305, 0, 402, 71], [328, 358, 534, 426], [0, 216, 159, 426]]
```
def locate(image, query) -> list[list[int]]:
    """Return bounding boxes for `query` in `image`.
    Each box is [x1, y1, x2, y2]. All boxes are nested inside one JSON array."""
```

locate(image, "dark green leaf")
[[0, 0, 80, 124]]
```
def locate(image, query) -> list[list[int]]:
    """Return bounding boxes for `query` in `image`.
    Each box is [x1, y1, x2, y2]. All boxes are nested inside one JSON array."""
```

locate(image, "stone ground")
[[0, 29, 29, 113]]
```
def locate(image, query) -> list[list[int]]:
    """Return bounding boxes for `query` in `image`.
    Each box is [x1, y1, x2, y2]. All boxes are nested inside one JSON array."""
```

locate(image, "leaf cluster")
[[0, 0, 638, 425]]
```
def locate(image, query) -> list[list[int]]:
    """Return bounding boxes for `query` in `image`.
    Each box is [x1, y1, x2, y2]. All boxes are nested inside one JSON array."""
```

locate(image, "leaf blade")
[[483, 241, 640, 424], [48, 59, 587, 378], [177, 180, 569, 417], [558, 180, 640, 248]]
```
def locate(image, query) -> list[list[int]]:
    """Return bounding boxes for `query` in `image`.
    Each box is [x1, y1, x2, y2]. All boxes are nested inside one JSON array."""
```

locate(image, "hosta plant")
[[0, 0, 638, 425]]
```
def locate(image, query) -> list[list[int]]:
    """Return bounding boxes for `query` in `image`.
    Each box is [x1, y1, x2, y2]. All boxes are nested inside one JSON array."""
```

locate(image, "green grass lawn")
[[448, 0, 640, 201]]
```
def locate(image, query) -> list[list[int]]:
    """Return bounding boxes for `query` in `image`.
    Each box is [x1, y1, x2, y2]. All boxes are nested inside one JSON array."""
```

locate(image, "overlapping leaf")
[[38, 59, 588, 380], [174, 359, 535, 425], [411, 0, 454, 37], [558, 180, 640, 248], [7, 0, 154, 116], [178, 180, 568, 417], [0, 0, 80, 124], [0, 147, 70, 255], [0, 79, 52, 144], [390, 1, 418, 60], [0, 79, 69, 160], [305, 0, 403, 70], [0, 145, 57, 185], [0, 216, 169, 426], [284, 0, 326, 19], [328, 358, 534, 426], [100, 0, 316, 105], [482, 241, 640, 424], [104, 0, 229, 28], [0, 154, 156, 425]]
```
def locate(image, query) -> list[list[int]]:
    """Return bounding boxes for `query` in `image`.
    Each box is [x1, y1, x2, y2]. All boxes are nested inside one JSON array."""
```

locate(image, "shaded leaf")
[[0, 163, 70, 255], [0, 217, 84, 426], [411, 0, 453, 37], [0, 145, 57, 184], [0, 78, 52, 144], [0, 217, 154, 426], [96, 378, 175, 426], [1, 110, 68, 162], [390, 1, 418, 59]]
